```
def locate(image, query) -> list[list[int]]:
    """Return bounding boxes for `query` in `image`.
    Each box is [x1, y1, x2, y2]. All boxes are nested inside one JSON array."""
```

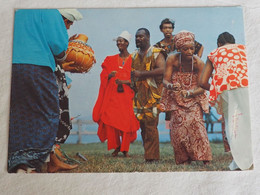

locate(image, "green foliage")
[[53, 141, 232, 173]]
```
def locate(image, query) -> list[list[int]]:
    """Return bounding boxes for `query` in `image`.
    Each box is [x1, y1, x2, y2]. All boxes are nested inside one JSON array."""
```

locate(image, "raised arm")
[[197, 45, 204, 58], [199, 57, 214, 90], [194, 40, 204, 58], [163, 54, 175, 83]]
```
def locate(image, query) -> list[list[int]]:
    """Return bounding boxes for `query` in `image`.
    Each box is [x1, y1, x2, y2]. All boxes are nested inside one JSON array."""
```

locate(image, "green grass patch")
[[44, 141, 233, 173]]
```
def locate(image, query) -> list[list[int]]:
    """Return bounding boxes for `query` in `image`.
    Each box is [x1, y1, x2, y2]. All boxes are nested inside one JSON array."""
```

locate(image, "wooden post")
[[77, 119, 82, 144]]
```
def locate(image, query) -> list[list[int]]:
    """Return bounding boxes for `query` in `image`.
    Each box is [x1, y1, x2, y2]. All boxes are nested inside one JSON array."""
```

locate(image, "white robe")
[[219, 87, 253, 170]]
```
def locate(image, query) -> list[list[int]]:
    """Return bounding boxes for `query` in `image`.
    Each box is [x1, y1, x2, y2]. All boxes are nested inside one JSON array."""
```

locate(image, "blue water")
[[66, 128, 223, 144], [65, 111, 223, 144]]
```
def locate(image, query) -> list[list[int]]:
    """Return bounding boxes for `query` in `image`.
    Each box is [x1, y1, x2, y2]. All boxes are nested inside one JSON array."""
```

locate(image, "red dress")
[[92, 54, 139, 152]]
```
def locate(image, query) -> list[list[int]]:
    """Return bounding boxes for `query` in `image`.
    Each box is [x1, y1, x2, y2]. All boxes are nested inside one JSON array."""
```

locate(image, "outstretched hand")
[[181, 90, 189, 98], [131, 70, 142, 78], [62, 61, 77, 71], [173, 82, 181, 90], [69, 34, 78, 41], [181, 89, 194, 98], [163, 80, 181, 90]]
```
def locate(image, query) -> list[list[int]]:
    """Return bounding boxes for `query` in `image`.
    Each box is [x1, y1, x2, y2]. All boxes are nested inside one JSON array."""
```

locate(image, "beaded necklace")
[[118, 55, 129, 69]]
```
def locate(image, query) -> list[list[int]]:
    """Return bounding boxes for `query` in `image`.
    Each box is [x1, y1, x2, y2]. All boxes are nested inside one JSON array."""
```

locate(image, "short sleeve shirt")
[[208, 44, 248, 102], [12, 9, 68, 72]]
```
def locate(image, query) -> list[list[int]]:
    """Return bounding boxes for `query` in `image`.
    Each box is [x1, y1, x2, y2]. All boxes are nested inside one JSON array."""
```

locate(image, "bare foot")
[[112, 147, 120, 157], [123, 151, 130, 158]]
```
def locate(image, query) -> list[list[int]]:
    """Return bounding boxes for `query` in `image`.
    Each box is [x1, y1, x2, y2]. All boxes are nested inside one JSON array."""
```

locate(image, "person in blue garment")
[[9, 9, 70, 173]]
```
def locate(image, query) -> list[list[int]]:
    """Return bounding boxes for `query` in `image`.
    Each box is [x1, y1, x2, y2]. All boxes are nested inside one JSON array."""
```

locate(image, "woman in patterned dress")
[[199, 32, 253, 170], [160, 31, 212, 165]]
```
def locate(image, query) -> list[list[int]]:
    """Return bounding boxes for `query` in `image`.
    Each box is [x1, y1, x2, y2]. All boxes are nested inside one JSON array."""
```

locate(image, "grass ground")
[[43, 141, 233, 173]]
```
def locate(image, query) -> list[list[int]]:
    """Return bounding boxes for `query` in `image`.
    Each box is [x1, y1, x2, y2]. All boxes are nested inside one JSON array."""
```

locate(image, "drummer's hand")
[[69, 34, 78, 41], [108, 71, 117, 79], [62, 61, 76, 71]]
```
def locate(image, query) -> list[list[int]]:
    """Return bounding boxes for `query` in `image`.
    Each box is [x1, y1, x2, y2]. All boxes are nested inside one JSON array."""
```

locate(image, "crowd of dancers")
[[93, 18, 253, 170]]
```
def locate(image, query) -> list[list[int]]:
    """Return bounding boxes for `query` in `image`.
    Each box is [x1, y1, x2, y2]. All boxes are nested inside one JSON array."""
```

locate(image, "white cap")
[[113, 31, 132, 43], [58, 9, 83, 22]]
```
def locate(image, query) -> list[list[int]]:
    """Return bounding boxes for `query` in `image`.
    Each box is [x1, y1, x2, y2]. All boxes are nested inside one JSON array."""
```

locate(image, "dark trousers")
[[139, 115, 160, 160]]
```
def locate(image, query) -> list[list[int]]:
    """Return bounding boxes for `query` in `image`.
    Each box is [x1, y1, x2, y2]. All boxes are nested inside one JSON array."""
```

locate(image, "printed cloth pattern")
[[208, 44, 248, 106], [160, 70, 212, 164], [131, 46, 163, 120], [55, 64, 72, 143]]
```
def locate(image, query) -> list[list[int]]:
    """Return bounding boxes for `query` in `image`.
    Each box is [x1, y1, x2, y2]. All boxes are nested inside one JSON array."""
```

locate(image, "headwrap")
[[58, 9, 83, 22], [174, 30, 195, 49]]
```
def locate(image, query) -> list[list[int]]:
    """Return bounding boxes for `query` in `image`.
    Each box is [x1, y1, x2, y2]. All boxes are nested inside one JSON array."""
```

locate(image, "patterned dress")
[[154, 37, 203, 123], [160, 60, 212, 164]]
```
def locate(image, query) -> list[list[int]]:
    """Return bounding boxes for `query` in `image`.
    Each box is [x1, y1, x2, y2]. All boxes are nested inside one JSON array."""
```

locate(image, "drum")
[[64, 34, 96, 73]]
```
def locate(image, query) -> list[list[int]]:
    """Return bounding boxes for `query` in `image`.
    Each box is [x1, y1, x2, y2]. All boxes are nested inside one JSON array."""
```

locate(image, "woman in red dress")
[[93, 31, 139, 157]]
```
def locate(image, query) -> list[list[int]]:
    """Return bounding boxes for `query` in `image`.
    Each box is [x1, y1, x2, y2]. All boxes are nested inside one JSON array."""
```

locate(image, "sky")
[[64, 6, 245, 122]]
